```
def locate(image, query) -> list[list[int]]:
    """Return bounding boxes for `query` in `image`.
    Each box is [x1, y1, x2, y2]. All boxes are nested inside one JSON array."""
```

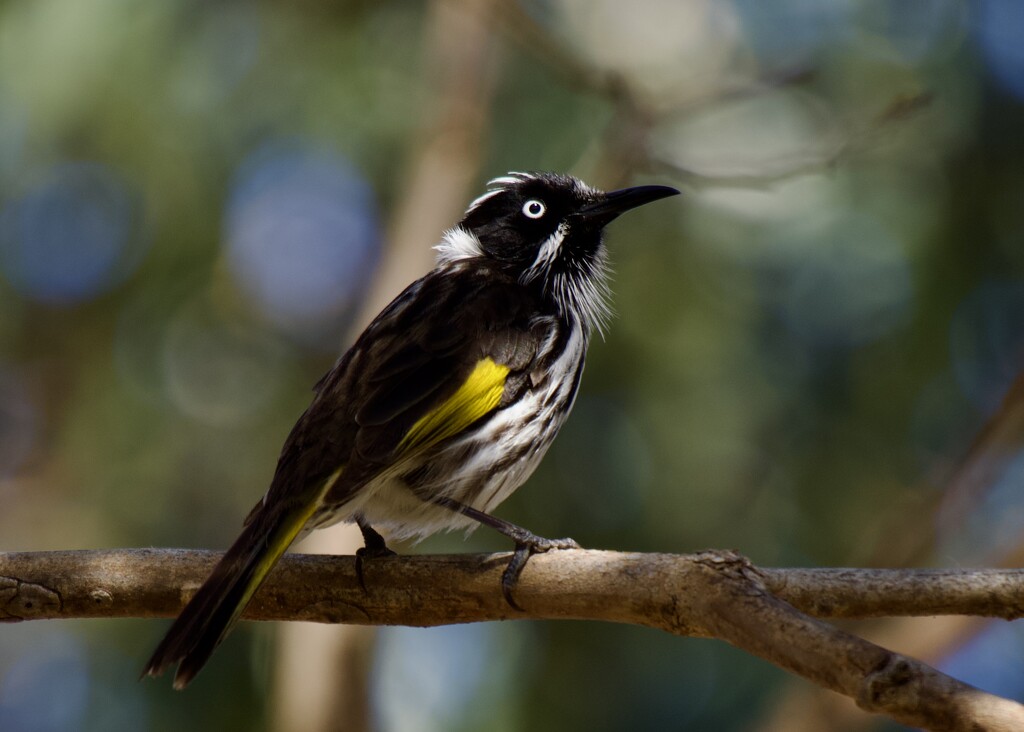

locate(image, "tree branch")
[[3, 548, 1023, 731]]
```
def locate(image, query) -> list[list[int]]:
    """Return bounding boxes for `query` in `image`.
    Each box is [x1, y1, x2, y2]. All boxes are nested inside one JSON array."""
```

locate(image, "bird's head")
[[437, 171, 679, 333]]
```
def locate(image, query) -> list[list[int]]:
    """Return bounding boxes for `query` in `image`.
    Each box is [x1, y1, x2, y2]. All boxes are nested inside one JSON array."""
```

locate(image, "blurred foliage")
[[2, 1, 1024, 731]]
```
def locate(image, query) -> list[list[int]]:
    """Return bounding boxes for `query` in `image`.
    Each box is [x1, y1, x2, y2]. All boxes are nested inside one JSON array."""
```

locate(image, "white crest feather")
[[487, 176, 522, 187], [466, 188, 504, 212], [465, 172, 538, 213], [490, 171, 533, 186]]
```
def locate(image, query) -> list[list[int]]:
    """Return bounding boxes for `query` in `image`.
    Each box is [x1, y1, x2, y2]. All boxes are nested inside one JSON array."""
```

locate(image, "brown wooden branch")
[[3, 548, 1023, 731]]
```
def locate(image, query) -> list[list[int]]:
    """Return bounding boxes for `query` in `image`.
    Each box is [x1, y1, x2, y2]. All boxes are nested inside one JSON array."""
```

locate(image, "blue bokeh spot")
[[974, 0, 1024, 99], [0, 162, 139, 304], [224, 139, 380, 331]]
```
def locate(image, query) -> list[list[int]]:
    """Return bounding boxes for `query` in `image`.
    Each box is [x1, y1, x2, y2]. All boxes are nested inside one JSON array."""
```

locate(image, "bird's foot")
[[501, 534, 581, 611]]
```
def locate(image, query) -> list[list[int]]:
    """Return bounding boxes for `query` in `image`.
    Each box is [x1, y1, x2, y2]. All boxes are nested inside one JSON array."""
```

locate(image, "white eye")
[[522, 199, 546, 219]]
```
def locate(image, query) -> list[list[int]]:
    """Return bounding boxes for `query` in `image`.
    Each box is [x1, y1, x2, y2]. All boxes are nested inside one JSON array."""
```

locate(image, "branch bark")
[[2, 548, 1023, 730]]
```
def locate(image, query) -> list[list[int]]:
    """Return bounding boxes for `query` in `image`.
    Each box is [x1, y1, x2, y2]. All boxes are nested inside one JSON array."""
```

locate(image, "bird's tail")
[[142, 472, 338, 689]]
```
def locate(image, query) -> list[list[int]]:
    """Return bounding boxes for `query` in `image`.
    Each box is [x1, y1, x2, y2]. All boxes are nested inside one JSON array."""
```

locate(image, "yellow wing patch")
[[399, 357, 509, 454]]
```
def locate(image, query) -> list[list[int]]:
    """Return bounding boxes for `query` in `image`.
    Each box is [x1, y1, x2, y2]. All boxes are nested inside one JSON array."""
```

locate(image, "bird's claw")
[[501, 535, 580, 610]]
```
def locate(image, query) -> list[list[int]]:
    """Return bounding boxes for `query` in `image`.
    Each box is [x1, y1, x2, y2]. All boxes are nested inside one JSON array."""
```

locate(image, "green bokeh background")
[[2, 1, 1023, 730]]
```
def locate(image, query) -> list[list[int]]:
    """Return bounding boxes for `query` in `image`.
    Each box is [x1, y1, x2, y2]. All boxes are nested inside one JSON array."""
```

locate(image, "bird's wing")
[[256, 264, 545, 515], [350, 267, 543, 465]]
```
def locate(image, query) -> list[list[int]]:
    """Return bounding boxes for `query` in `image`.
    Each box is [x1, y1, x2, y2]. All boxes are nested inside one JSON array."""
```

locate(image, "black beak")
[[577, 184, 680, 225]]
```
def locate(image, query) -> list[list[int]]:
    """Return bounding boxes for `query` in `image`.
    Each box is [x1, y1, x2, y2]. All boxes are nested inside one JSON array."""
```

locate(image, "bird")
[[142, 171, 679, 688]]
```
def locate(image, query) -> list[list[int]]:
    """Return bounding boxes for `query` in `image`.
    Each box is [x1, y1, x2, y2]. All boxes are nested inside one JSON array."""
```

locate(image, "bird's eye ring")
[[522, 199, 546, 219]]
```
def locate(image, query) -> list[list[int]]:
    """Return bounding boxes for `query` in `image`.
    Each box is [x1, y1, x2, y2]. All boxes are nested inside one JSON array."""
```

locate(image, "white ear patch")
[[434, 226, 484, 264]]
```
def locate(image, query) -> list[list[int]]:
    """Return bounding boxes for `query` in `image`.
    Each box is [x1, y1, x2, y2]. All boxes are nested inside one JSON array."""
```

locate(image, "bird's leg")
[[356, 518, 394, 556], [431, 496, 580, 610], [354, 517, 396, 592]]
